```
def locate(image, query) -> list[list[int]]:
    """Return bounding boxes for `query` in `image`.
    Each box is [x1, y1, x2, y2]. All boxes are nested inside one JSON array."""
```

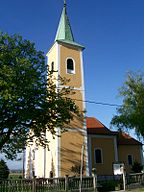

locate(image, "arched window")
[[67, 58, 75, 74], [128, 154, 133, 165], [94, 148, 103, 164], [51, 62, 54, 72]]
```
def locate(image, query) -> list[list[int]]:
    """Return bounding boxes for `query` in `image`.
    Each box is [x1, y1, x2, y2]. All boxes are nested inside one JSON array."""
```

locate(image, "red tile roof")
[[117, 131, 142, 145], [86, 117, 142, 146], [86, 117, 116, 135]]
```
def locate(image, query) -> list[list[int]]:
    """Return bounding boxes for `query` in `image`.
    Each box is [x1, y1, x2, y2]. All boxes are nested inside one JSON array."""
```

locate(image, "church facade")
[[87, 117, 143, 175], [25, 2, 143, 178], [25, 1, 89, 178]]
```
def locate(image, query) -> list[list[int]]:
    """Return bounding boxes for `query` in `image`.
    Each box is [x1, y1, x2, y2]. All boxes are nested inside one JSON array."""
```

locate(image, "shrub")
[[131, 162, 143, 173], [0, 159, 9, 179], [97, 180, 122, 192]]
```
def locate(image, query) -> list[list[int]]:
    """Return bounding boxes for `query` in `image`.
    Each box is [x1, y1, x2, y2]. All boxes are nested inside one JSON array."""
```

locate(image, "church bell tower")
[[25, 1, 89, 178], [46, 1, 89, 177]]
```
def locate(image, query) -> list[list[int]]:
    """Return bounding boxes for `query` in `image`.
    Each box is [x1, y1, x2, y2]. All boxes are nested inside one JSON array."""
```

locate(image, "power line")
[[73, 98, 121, 107]]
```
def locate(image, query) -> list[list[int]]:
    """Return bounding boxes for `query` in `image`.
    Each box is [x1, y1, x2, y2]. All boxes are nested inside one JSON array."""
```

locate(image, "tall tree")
[[0, 32, 79, 159], [111, 72, 144, 137]]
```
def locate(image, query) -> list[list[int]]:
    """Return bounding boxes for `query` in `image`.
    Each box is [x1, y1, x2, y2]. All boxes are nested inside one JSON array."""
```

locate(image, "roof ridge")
[[86, 117, 109, 129], [118, 131, 142, 145]]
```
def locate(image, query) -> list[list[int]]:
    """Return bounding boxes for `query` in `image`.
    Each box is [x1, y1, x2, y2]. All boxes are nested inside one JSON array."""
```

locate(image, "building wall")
[[47, 43, 59, 81], [25, 143, 46, 178], [59, 44, 85, 129], [60, 130, 86, 176], [58, 43, 87, 176], [59, 44, 82, 89], [118, 145, 143, 173], [89, 135, 117, 175], [46, 42, 87, 177], [45, 130, 58, 178], [34, 147, 45, 177]]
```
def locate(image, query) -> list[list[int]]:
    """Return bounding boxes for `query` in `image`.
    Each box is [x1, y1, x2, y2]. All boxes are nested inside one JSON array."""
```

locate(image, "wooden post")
[[120, 164, 126, 191], [22, 149, 25, 178], [92, 168, 97, 192], [123, 171, 126, 191], [79, 144, 84, 192], [65, 175, 69, 191], [93, 175, 97, 192], [32, 178, 36, 192]]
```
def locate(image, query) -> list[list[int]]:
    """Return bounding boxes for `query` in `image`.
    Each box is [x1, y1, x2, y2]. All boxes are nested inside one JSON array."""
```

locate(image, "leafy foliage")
[[98, 180, 118, 192], [0, 159, 9, 179], [0, 32, 80, 159], [111, 72, 144, 137], [70, 164, 85, 176], [131, 161, 143, 173]]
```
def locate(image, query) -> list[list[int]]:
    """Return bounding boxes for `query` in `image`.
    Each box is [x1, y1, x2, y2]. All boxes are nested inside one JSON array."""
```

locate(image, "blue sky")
[[0, 0, 144, 169]]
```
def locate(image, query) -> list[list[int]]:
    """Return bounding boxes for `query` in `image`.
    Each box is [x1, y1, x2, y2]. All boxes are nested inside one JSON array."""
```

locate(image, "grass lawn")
[[126, 189, 144, 192], [9, 172, 23, 179]]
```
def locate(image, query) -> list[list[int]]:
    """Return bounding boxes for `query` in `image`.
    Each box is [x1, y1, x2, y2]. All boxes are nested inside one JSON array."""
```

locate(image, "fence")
[[96, 173, 144, 191], [0, 173, 144, 192], [126, 173, 144, 190], [0, 176, 96, 192]]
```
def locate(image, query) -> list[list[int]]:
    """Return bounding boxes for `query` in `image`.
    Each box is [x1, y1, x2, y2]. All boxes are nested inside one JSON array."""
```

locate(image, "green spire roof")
[[55, 2, 74, 42], [55, 2, 84, 49]]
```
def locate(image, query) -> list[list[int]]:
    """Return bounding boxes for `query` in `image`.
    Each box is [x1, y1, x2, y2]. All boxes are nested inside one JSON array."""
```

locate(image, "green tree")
[[0, 32, 80, 159], [111, 72, 144, 137], [0, 159, 9, 179]]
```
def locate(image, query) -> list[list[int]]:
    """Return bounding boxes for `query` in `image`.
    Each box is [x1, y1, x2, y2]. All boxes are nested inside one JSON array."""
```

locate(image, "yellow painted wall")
[[68, 90, 84, 112], [47, 44, 57, 70], [60, 45, 82, 88], [60, 131, 86, 176], [46, 42, 86, 177], [118, 145, 142, 173], [58, 44, 86, 176], [91, 137, 115, 175], [59, 44, 84, 129]]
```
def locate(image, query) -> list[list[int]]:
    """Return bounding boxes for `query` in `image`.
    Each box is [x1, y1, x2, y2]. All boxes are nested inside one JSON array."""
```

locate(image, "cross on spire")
[[64, 0, 66, 7]]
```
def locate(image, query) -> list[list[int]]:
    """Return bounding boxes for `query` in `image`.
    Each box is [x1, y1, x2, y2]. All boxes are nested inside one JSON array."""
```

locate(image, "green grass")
[[126, 189, 144, 192], [9, 172, 23, 179]]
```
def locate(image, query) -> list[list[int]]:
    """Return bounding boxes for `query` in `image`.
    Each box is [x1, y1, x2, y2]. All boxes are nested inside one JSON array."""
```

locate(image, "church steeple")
[[25, 0, 89, 179], [55, 0, 84, 49], [55, 0, 74, 42], [64, 0, 66, 7]]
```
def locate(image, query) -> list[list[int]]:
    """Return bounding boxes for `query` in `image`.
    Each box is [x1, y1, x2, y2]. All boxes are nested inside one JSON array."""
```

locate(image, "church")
[[25, 0, 89, 178], [25, 1, 143, 178]]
